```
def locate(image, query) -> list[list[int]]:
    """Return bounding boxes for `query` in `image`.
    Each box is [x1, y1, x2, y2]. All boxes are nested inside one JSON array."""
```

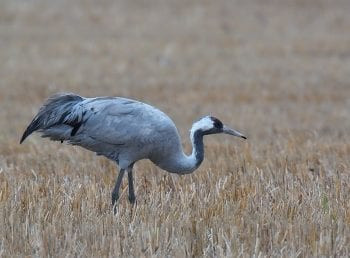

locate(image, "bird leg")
[[127, 165, 136, 204], [112, 168, 125, 207]]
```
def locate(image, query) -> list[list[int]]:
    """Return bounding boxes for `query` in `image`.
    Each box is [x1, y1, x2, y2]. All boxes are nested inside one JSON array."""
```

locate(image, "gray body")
[[21, 93, 246, 206], [45, 96, 185, 172]]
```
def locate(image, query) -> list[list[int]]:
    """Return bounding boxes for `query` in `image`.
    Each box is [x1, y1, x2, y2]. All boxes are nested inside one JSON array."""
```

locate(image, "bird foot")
[[128, 195, 136, 204], [111, 192, 119, 206]]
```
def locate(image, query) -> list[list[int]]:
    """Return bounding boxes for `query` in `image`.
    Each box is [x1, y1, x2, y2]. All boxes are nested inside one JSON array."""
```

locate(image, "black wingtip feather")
[[20, 131, 29, 144], [20, 122, 37, 144], [19, 135, 25, 144], [19, 93, 84, 145]]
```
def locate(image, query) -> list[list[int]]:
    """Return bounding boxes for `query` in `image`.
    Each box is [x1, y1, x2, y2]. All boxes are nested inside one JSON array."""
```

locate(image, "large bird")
[[20, 93, 246, 206]]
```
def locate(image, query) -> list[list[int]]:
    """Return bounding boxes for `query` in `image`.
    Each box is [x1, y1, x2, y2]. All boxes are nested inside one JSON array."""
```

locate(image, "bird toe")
[[128, 195, 136, 204], [111, 193, 119, 206]]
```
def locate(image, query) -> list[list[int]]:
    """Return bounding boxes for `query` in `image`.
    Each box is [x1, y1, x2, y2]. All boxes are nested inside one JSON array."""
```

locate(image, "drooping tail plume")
[[20, 93, 84, 144]]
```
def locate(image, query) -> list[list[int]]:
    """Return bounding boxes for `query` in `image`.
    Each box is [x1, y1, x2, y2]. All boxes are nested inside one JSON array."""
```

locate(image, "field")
[[0, 0, 350, 256]]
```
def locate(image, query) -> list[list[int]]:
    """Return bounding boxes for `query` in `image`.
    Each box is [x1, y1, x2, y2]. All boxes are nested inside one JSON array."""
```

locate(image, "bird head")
[[191, 116, 247, 139]]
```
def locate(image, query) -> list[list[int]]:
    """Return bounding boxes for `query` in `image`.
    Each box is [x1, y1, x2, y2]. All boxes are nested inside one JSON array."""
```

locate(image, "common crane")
[[20, 93, 246, 206]]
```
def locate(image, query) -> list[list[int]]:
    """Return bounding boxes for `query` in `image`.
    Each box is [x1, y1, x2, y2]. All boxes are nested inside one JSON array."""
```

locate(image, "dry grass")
[[1, 0, 350, 256]]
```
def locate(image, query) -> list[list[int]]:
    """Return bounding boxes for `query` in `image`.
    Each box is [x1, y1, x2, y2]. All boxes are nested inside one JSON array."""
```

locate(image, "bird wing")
[[73, 97, 165, 147], [20, 93, 86, 143]]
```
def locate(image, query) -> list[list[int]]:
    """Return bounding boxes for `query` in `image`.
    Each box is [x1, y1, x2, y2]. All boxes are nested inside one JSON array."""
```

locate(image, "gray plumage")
[[21, 93, 246, 206]]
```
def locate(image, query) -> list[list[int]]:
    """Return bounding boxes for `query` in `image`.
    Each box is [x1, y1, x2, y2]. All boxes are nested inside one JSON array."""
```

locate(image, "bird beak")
[[223, 125, 247, 139]]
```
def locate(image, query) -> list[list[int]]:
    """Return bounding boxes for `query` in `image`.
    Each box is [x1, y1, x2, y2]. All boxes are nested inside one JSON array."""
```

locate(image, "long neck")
[[189, 130, 205, 169], [160, 129, 205, 174]]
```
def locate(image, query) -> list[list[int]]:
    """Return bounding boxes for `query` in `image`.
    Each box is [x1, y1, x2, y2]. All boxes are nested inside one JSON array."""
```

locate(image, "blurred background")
[[1, 0, 349, 144]]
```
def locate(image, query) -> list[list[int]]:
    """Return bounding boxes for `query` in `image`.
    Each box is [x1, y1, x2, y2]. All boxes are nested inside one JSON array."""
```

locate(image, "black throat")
[[192, 130, 205, 167]]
